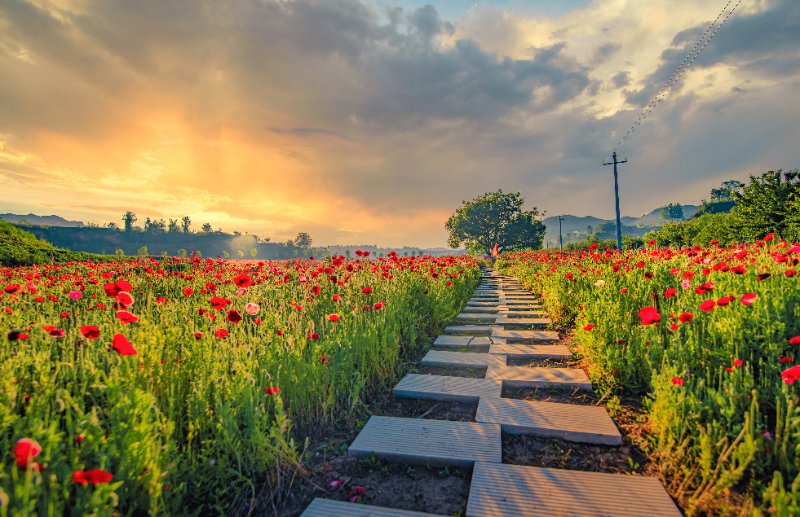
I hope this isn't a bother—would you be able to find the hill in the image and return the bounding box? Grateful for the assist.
[542,204,699,247]
[0,220,106,266]
[0,213,84,227]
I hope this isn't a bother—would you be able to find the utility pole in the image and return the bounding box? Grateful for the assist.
[558,215,565,252]
[602,151,628,251]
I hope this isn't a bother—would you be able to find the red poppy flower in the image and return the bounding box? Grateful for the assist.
[215,329,229,339]
[716,296,734,307]
[373,302,385,310]
[116,311,139,324]
[4,283,21,294]
[328,314,340,322]
[49,328,65,338]
[583,324,594,331]
[789,336,800,345]
[764,233,775,242]
[332,294,341,301]
[670,323,679,331]
[320,353,330,364]
[731,265,747,275]
[671,377,685,386]
[678,312,694,323]
[15,438,42,470]
[741,293,757,305]
[361,287,373,294]
[194,332,203,339]
[80,325,101,339]
[664,288,677,298]
[636,306,661,325]
[209,297,230,310]
[779,356,793,363]
[787,270,798,278]
[226,310,242,324]
[112,334,137,355]
[183,287,194,296]
[264,387,281,395]
[233,274,253,288]
[116,292,134,307]
[781,365,800,384]
[699,299,716,312]
[72,469,113,484]
[276,329,284,336]
[733,359,744,367]
[757,273,771,281]
[308,332,320,340]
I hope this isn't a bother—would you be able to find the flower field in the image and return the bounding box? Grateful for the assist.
[1,253,480,514]
[498,237,800,515]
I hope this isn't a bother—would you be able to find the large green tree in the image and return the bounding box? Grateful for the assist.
[445,190,546,255]
[733,169,800,240]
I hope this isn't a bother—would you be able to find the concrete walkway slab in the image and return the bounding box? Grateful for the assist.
[476,397,621,445]
[491,329,560,343]
[456,313,498,322]
[349,416,502,467]
[421,350,507,368]
[461,306,500,313]
[486,366,592,390]
[302,498,444,517]
[488,343,571,360]
[433,335,492,347]
[494,316,552,327]
[393,374,501,402]
[466,463,681,517]
[445,325,500,335]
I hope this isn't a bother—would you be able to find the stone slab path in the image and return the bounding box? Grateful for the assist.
[393,374,502,402]
[305,268,677,516]
[466,463,681,517]
[475,397,622,445]
[348,416,502,467]
[488,343,572,360]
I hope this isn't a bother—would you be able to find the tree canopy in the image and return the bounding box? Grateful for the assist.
[445,190,546,255]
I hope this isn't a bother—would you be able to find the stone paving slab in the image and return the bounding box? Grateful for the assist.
[488,343,572,360]
[349,416,502,467]
[421,350,507,368]
[466,463,681,517]
[466,300,502,307]
[433,335,492,347]
[497,310,546,317]
[486,366,592,390]
[494,316,552,327]
[461,306,500,313]
[302,498,444,517]
[445,325,500,335]
[502,301,541,306]
[491,329,560,343]
[475,397,621,445]
[456,313,498,322]
[393,374,501,402]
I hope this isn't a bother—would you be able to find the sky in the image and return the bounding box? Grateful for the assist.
[1,0,798,247]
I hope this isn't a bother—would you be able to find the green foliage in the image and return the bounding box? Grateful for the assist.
[445,190,546,254]
[122,211,137,234]
[693,200,736,218]
[137,245,149,257]
[710,180,744,202]
[0,221,106,266]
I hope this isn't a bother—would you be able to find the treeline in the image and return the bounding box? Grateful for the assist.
[19,218,323,260]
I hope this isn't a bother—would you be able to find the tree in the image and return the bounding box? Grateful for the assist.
[137,245,149,257]
[122,212,137,233]
[106,222,119,230]
[733,169,800,240]
[201,223,213,234]
[294,232,312,248]
[250,248,258,258]
[168,219,180,233]
[659,203,684,221]
[711,180,744,202]
[181,216,191,234]
[445,190,546,255]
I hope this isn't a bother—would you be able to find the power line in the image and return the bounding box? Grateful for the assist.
[614,0,746,149]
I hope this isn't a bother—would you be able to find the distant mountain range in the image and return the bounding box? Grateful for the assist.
[0,213,84,227]
[542,205,699,247]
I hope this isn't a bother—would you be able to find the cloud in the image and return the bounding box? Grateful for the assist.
[0,0,798,246]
